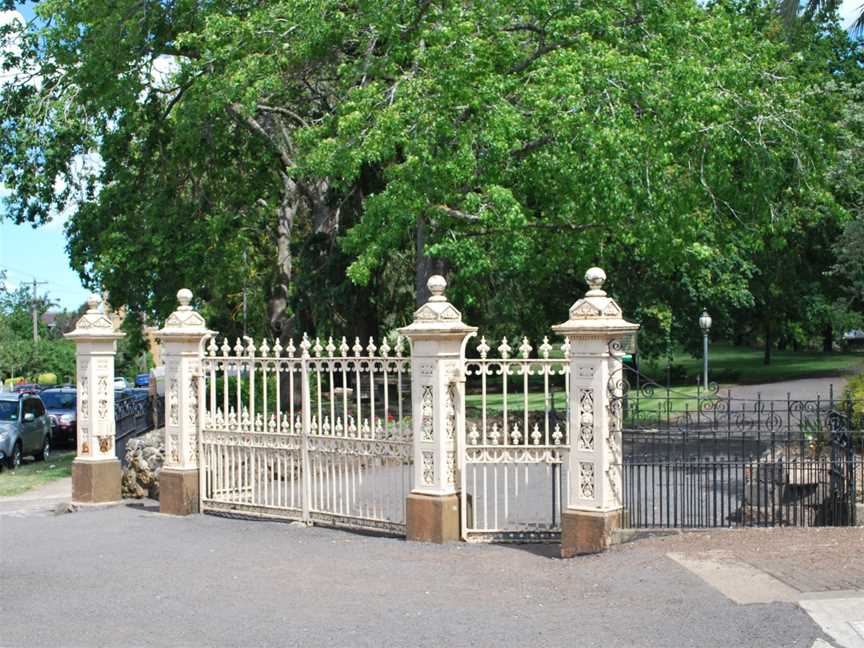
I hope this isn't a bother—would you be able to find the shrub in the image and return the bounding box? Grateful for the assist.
[844,372,864,428]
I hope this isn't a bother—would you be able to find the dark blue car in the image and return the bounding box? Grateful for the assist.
[39,387,77,447]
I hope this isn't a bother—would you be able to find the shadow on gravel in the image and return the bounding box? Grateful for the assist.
[493,542,562,559]
[124,500,160,513]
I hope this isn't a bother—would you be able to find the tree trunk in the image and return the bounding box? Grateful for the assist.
[763,320,772,366]
[822,323,833,353]
[415,215,448,307]
[268,172,298,343]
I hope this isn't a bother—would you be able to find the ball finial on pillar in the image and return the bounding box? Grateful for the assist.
[427,275,447,302]
[177,288,193,309]
[584,267,606,295]
[86,294,102,313]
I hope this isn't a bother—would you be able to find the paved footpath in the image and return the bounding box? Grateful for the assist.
[1,498,858,648]
[723,376,850,402]
[0,476,72,516]
[623,529,864,648]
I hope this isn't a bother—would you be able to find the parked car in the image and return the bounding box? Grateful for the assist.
[134,373,150,388]
[39,386,77,447]
[114,377,130,390]
[12,383,42,395]
[0,393,52,469]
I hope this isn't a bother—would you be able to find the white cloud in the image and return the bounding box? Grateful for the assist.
[151,54,180,89]
[45,152,105,231]
[840,0,862,29]
[0,10,37,89]
[136,53,181,104]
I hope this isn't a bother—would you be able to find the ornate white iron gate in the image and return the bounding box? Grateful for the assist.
[460,335,570,542]
[199,334,413,535]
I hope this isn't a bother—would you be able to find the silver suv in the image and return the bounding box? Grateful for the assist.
[0,393,52,469]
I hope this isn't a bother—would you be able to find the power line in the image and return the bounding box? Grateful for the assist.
[0,266,88,293]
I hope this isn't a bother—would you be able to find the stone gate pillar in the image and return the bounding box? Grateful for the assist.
[400,276,477,542]
[65,294,124,504]
[156,289,212,515]
[552,267,639,556]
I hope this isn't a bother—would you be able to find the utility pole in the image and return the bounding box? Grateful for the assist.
[30,278,49,343]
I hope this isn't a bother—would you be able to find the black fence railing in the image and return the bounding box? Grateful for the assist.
[617,366,863,529]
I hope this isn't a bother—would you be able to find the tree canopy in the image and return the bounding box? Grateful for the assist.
[1,0,862,359]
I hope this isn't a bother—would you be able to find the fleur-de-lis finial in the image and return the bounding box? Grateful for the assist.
[477,336,490,359]
[539,336,552,359]
[498,337,512,359]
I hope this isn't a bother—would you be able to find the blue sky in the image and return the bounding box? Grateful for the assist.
[0,2,90,309]
[0,0,862,310]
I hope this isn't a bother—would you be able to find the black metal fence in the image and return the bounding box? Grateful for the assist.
[618,367,863,529]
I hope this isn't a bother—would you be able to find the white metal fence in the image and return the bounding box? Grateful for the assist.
[199,334,413,534]
[461,336,570,542]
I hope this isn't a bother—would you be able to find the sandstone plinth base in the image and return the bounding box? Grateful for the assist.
[159,468,199,515]
[406,492,460,543]
[561,508,621,557]
[72,458,121,505]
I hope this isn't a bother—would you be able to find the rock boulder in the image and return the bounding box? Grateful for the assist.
[121,428,165,499]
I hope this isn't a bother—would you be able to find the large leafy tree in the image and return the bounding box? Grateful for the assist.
[1,0,859,358]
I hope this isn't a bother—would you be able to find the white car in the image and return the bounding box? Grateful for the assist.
[114,377,130,390]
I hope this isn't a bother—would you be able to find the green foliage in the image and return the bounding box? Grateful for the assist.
[0,0,861,360]
[0,288,76,383]
[844,371,864,427]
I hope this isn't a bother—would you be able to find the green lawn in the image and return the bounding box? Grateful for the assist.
[465,385,707,419]
[641,344,864,386]
[463,344,863,417]
[0,451,75,497]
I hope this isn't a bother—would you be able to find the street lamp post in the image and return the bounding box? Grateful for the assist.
[699,310,712,392]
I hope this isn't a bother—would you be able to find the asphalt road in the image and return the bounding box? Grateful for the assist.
[0,505,827,648]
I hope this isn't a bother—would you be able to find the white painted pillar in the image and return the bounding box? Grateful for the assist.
[552,267,639,556]
[156,288,212,514]
[65,294,124,504]
[399,276,477,541]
